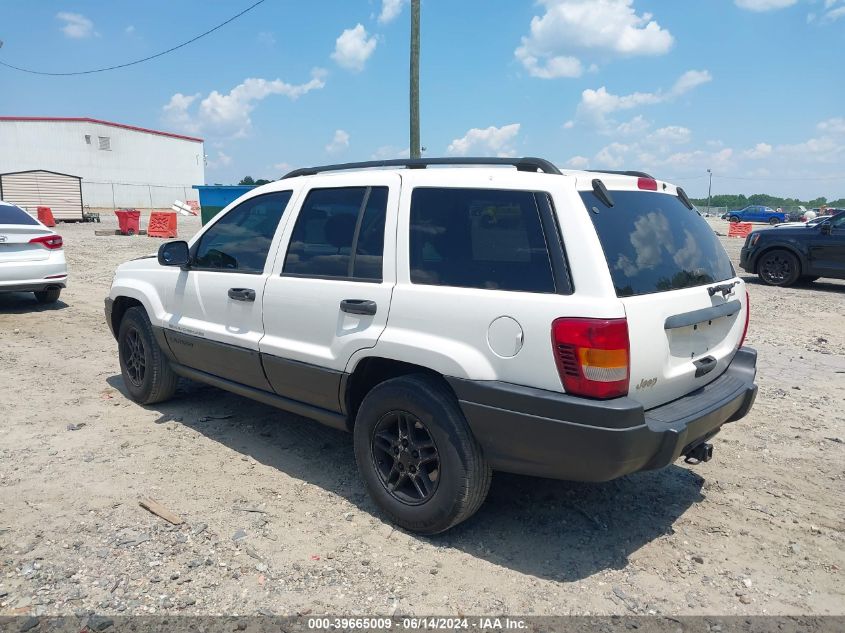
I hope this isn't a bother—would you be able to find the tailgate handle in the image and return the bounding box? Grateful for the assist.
[694,355,718,378]
[664,299,742,330]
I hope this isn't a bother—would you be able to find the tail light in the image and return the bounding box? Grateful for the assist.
[552,318,630,399]
[739,290,750,348]
[29,234,63,250]
[637,177,658,191]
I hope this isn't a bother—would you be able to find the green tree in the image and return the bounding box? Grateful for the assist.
[238,176,255,185]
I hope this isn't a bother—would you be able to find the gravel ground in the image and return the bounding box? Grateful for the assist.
[0,215,843,617]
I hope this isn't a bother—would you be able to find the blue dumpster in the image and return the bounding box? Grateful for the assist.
[193,185,256,225]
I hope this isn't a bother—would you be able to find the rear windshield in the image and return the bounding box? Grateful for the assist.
[581,190,734,297]
[0,204,38,225]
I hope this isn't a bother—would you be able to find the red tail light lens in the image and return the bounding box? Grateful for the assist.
[552,318,630,399]
[740,290,750,348]
[637,177,658,191]
[29,234,63,250]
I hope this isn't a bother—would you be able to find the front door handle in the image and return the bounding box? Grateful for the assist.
[340,299,377,315]
[228,288,256,302]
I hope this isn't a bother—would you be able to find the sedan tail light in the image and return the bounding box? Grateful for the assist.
[29,234,63,250]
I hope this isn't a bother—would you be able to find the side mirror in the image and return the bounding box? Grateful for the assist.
[820,222,832,235]
[158,240,190,267]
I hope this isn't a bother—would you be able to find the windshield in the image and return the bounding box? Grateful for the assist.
[581,190,735,298]
[0,203,39,225]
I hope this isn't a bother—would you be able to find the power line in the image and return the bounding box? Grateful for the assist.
[0,0,266,76]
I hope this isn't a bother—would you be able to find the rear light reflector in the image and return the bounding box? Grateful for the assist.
[552,317,630,399]
[29,234,63,250]
[637,177,658,191]
[740,290,750,348]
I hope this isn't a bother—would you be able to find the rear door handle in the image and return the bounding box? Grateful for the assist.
[340,299,377,315]
[228,288,256,302]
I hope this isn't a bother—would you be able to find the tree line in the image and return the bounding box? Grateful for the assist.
[690,193,845,209]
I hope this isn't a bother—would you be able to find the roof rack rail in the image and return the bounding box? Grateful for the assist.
[585,169,654,179]
[281,157,562,179]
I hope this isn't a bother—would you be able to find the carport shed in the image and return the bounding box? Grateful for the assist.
[0,169,84,221]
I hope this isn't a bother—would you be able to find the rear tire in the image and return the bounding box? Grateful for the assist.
[118,306,178,405]
[34,288,61,304]
[769,217,780,225]
[758,249,800,287]
[353,374,491,535]
[729,216,740,223]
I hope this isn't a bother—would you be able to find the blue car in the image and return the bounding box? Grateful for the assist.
[727,205,789,225]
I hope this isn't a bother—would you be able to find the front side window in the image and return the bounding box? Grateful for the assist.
[409,188,556,293]
[283,186,388,281]
[193,191,292,273]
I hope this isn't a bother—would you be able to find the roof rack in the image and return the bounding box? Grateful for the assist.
[281,157,562,179]
[585,169,654,179]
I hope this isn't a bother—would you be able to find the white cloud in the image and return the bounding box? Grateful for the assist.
[564,155,590,169]
[818,117,845,134]
[447,124,521,157]
[331,24,377,72]
[652,125,692,145]
[326,129,350,154]
[125,25,135,35]
[273,162,292,173]
[162,70,327,138]
[571,69,712,131]
[371,145,410,160]
[378,0,408,24]
[823,5,845,21]
[56,12,95,38]
[207,150,232,170]
[743,142,773,158]
[735,0,797,11]
[515,0,674,79]
[615,115,651,136]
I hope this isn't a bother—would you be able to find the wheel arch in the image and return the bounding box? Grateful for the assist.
[343,357,454,430]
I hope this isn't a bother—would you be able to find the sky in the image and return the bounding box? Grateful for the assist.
[1,0,844,200]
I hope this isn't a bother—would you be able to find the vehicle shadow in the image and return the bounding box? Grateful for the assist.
[106,376,705,582]
[741,274,845,294]
[0,292,69,313]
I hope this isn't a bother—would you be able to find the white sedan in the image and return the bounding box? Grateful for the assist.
[0,201,67,303]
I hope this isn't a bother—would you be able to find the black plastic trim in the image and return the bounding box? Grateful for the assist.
[585,169,654,179]
[104,297,114,336]
[449,348,757,481]
[664,300,741,330]
[0,281,66,293]
[169,362,348,432]
[536,192,574,295]
[261,354,344,413]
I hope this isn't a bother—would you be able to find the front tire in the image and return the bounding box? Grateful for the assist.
[758,249,800,287]
[118,306,178,405]
[34,288,61,304]
[353,374,491,535]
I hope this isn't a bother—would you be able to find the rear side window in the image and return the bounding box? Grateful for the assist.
[582,190,735,297]
[283,186,388,281]
[409,188,555,293]
[0,204,38,225]
[193,191,292,273]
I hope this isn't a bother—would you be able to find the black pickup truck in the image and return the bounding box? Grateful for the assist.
[740,210,845,286]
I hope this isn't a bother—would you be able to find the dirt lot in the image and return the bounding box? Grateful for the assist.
[1,215,843,617]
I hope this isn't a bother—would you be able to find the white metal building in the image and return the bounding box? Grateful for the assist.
[0,117,205,211]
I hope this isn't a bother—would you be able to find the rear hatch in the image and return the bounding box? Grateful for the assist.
[578,177,747,410]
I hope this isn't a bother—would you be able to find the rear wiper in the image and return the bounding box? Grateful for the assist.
[707,281,740,297]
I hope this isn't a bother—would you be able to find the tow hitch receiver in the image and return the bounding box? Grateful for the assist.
[684,442,714,465]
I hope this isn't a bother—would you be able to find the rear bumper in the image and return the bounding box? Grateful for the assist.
[0,255,67,291]
[449,347,758,482]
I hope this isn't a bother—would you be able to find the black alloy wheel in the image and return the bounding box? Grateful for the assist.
[758,250,799,286]
[122,327,147,387]
[371,410,440,505]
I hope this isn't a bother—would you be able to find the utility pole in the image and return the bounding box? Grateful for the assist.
[410,0,420,159]
[707,168,713,212]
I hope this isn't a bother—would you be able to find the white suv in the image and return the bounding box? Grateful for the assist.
[106,157,757,534]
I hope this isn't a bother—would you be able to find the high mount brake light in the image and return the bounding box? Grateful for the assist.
[552,318,630,399]
[29,234,63,250]
[637,177,658,191]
